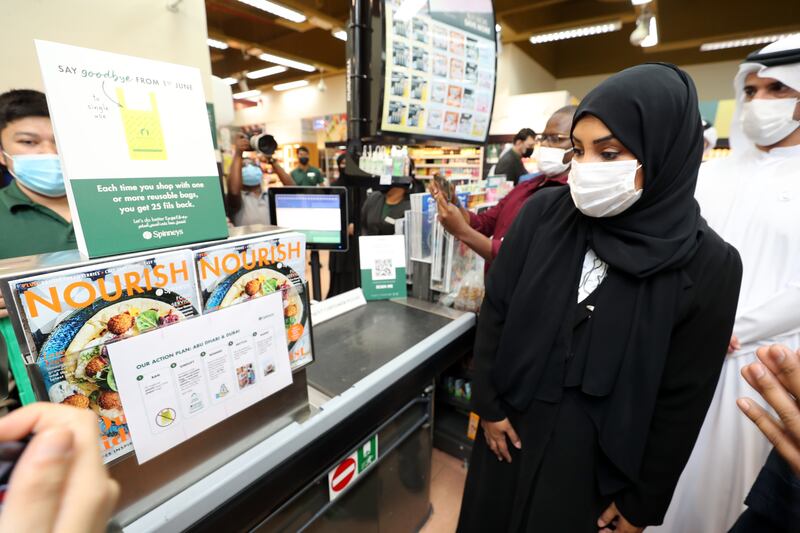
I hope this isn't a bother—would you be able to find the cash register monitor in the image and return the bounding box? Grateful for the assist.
[268,187,348,251]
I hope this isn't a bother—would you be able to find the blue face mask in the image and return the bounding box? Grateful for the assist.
[6,153,66,197]
[242,165,263,187]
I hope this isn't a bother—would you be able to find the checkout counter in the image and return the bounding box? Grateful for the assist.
[0,227,476,532]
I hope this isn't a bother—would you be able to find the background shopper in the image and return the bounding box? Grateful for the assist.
[656,35,800,533]
[361,169,418,236]
[492,128,536,185]
[433,106,576,268]
[290,146,324,186]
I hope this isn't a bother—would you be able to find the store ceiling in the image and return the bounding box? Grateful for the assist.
[206,0,800,90]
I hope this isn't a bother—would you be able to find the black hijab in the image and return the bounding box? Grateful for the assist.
[488,63,706,481]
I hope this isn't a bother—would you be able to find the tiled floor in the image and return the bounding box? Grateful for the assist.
[420,449,468,533]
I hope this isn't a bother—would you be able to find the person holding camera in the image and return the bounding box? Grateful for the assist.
[290,146,324,187]
[227,135,295,227]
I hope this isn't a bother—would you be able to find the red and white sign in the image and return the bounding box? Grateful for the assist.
[327,434,379,501]
[330,457,357,494]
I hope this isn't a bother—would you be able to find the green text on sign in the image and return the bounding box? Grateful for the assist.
[70,175,228,257]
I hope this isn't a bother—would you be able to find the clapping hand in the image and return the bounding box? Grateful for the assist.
[738,344,800,477]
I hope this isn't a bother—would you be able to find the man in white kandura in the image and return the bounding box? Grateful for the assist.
[654,34,800,533]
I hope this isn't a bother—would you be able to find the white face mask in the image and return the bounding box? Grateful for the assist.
[568,159,642,218]
[741,98,800,147]
[537,146,571,176]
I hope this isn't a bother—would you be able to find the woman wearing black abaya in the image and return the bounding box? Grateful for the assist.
[457,64,743,533]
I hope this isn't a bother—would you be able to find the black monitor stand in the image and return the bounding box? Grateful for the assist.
[310,250,323,302]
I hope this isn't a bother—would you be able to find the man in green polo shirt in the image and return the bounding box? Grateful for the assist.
[0,90,75,260]
[0,89,75,406]
[289,146,324,186]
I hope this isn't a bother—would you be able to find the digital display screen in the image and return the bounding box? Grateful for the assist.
[273,193,344,246]
[380,0,496,143]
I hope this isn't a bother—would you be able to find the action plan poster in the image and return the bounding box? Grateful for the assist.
[108,291,292,464]
[35,40,228,258]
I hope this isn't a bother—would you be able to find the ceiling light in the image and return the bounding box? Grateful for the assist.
[273,80,309,91]
[700,32,800,52]
[207,38,229,50]
[222,77,238,85]
[640,16,658,47]
[529,21,622,44]
[495,24,502,33]
[333,29,348,41]
[258,52,316,72]
[238,0,306,24]
[246,66,289,79]
[233,89,262,100]
[631,0,652,5]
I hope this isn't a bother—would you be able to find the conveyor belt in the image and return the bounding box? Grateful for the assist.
[307,300,452,397]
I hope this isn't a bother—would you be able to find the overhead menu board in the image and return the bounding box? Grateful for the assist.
[380,0,496,144]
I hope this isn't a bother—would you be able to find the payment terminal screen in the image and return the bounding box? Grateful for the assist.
[273,194,343,246]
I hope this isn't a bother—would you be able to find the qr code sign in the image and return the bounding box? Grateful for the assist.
[372,258,395,281]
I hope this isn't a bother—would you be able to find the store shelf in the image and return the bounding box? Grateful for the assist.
[433,405,474,462]
[416,175,476,181]
[416,164,480,168]
[436,389,472,413]
[412,154,481,159]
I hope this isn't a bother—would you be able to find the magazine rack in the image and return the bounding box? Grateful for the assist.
[0,225,315,524]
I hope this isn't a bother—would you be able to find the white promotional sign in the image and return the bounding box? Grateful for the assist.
[108,292,292,463]
[35,40,228,257]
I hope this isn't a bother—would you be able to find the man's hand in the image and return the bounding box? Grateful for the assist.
[481,418,521,463]
[738,344,800,477]
[728,335,741,354]
[234,135,251,155]
[431,183,470,238]
[0,403,120,533]
[0,293,8,319]
[598,502,643,533]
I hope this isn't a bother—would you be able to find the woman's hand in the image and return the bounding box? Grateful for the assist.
[431,184,470,239]
[0,293,8,319]
[481,418,521,463]
[598,502,643,533]
[0,403,120,533]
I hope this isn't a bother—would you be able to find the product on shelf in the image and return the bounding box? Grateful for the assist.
[409,146,484,182]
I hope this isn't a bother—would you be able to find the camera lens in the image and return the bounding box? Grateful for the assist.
[249,134,278,156]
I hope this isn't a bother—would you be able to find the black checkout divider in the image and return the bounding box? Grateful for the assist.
[188,301,475,532]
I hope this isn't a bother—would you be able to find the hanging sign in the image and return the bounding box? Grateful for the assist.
[34,40,228,258]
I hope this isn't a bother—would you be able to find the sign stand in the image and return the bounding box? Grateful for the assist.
[310,250,323,302]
